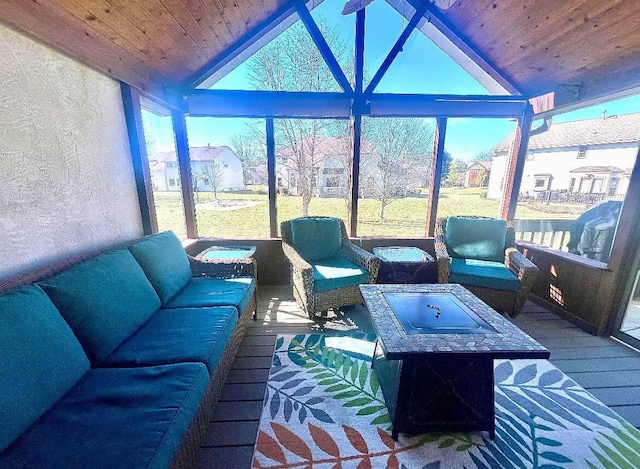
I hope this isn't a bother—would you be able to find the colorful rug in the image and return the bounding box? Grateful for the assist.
[252,333,640,468]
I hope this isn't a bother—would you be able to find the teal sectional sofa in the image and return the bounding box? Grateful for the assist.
[0,231,256,469]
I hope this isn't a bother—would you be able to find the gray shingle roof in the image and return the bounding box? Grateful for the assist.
[494,112,640,153]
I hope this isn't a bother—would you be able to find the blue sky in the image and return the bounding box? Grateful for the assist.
[145,0,640,160]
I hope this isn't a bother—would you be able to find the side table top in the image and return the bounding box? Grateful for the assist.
[197,245,256,260]
[373,246,434,263]
[360,283,549,360]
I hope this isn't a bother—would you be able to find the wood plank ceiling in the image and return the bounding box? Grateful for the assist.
[1,0,640,112]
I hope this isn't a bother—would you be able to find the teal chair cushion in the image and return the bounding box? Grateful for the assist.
[129,231,192,304]
[290,217,342,262]
[449,258,520,291]
[0,363,208,469]
[163,277,255,317]
[0,285,90,452]
[100,306,237,374]
[312,257,369,292]
[445,217,508,262]
[39,249,161,363]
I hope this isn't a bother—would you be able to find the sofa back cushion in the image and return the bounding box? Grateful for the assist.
[39,249,161,363]
[290,217,342,262]
[129,231,192,304]
[445,216,508,262]
[0,285,90,451]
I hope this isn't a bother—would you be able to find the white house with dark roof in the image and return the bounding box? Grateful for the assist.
[150,146,244,192]
[487,113,640,199]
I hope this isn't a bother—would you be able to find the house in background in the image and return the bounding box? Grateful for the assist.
[277,135,376,197]
[276,135,424,198]
[150,146,244,192]
[488,113,640,200]
[465,161,491,187]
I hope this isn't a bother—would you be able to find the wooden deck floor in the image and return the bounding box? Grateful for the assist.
[197,285,640,469]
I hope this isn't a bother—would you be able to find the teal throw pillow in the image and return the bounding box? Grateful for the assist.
[39,249,161,363]
[129,231,192,304]
[0,285,89,451]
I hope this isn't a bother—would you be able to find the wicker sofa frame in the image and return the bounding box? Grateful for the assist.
[0,234,257,469]
[434,216,539,318]
[281,217,380,320]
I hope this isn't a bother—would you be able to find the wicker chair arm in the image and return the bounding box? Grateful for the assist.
[505,247,539,318]
[505,248,538,280]
[282,242,314,310]
[434,224,451,283]
[342,243,381,284]
[188,255,256,279]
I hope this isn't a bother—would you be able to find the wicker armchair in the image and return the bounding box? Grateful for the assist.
[281,217,380,319]
[434,216,539,318]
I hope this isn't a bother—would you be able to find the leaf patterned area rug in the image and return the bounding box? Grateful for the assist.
[252,333,640,469]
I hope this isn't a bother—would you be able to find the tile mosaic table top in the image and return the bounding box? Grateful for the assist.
[360,283,550,360]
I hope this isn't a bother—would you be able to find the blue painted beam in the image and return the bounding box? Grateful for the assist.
[296,3,353,94]
[266,119,278,238]
[172,111,198,239]
[368,94,528,118]
[364,4,427,95]
[186,90,351,118]
[350,9,366,237]
[120,83,158,235]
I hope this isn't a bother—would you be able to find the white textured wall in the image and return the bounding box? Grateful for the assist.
[0,23,143,281]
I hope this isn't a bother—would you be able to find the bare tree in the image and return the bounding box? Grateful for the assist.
[230,133,263,186]
[245,19,350,216]
[191,160,227,201]
[362,118,433,220]
[472,150,493,162]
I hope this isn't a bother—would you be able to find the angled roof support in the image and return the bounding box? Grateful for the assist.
[296,2,353,94]
[188,0,303,89]
[400,0,521,96]
[364,3,427,95]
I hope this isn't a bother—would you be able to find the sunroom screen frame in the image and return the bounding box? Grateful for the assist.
[133,0,532,239]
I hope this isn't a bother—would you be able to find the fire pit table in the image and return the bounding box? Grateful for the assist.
[359,283,549,440]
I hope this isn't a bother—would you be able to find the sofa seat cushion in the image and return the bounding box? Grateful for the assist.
[164,277,255,316]
[0,363,208,469]
[38,249,161,363]
[0,285,90,452]
[445,217,508,262]
[312,257,369,292]
[449,258,520,291]
[290,217,342,262]
[129,231,192,304]
[100,307,237,373]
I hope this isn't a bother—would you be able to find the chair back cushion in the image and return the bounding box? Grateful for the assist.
[445,217,508,262]
[0,285,90,451]
[290,217,343,262]
[39,249,161,363]
[129,231,192,304]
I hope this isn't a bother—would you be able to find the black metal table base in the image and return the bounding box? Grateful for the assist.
[372,341,496,440]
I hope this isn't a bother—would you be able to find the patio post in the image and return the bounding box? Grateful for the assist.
[500,103,534,221]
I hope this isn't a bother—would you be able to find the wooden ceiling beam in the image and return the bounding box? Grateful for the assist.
[498,0,633,70]
[533,55,640,118]
[0,0,173,99]
[187,0,299,88]
[407,0,521,95]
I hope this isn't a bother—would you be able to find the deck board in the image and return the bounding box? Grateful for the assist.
[197,286,640,468]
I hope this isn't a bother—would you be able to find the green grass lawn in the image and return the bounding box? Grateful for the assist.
[154,187,576,240]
